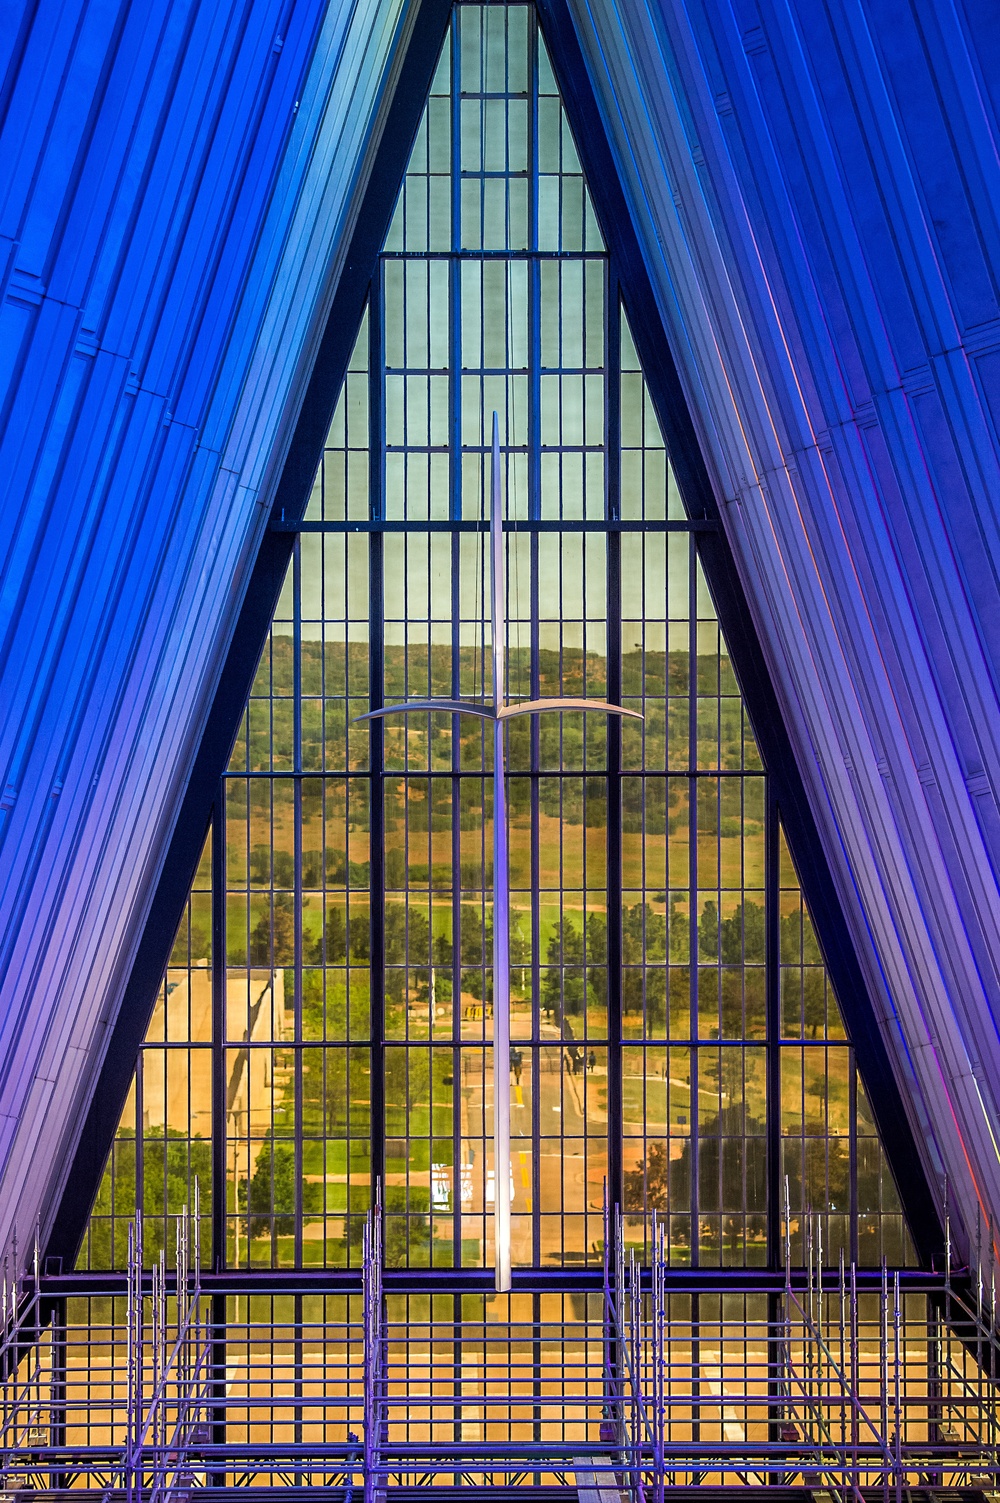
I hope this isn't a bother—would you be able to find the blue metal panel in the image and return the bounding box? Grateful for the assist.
[43,0,451,1271]
[0,0,412,1262]
[568,0,1000,1257]
[539,0,941,1262]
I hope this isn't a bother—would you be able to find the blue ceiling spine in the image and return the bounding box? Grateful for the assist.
[567,0,1000,1254]
[0,0,410,1259]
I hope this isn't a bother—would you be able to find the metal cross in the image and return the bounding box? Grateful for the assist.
[357,413,642,1291]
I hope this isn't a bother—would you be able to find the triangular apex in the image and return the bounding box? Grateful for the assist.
[308,9,609,525]
[78,0,914,1277]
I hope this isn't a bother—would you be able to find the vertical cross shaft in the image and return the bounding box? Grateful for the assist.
[490,412,512,1292]
[354,412,640,1293]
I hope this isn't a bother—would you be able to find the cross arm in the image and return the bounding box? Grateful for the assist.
[354,699,497,722]
[496,697,643,721]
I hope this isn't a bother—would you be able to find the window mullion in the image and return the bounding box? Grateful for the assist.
[606,276,623,1221]
[370,267,387,1212]
[530,530,541,1267]
[212,795,226,1270]
[293,535,304,1268]
[766,780,781,1270]
[688,530,700,1268]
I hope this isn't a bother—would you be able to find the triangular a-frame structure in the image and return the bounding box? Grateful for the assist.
[63,0,928,1279]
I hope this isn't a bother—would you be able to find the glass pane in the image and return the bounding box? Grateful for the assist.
[76,836,213,1270]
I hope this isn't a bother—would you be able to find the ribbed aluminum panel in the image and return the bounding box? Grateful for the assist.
[569,0,1000,1254]
[0,0,408,1258]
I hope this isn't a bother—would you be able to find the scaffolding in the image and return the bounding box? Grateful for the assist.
[769,1201,1000,1501]
[0,1195,215,1497]
[120,1189,211,1503]
[1,1193,999,1497]
[616,1195,1000,1499]
[0,1227,47,1469]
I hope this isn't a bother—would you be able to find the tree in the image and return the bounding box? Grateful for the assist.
[801,970,828,1038]
[427,927,454,1006]
[781,908,829,1036]
[699,899,719,959]
[668,894,689,963]
[720,900,764,963]
[350,907,370,962]
[541,917,586,1021]
[384,901,429,965]
[384,901,430,1018]
[324,905,347,964]
[623,1141,670,1218]
[623,1101,856,1259]
[346,1186,431,1267]
[250,893,295,966]
[621,903,667,1025]
[510,916,530,991]
[461,908,493,1003]
[623,1104,767,1253]
[246,1141,322,1242]
[85,1127,212,1270]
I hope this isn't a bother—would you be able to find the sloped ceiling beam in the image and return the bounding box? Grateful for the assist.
[569,0,1000,1256]
[0,0,412,1262]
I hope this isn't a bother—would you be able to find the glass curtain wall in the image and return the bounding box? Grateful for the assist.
[79,0,911,1278]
